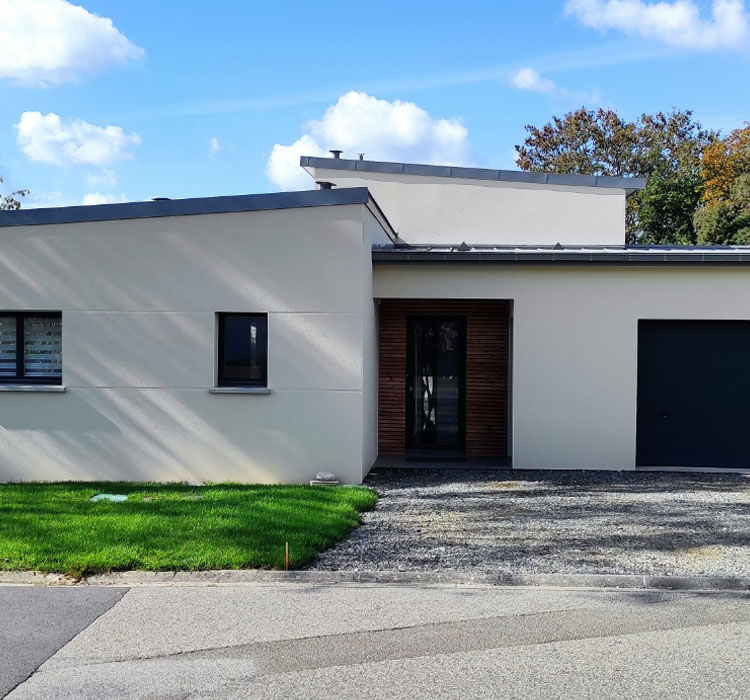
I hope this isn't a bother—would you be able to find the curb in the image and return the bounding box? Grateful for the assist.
[1,569,750,591]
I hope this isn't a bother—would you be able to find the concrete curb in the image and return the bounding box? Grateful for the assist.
[1,569,750,591]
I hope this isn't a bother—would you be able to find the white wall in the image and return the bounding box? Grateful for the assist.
[373,264,750,471]
[308,168,627,246]
[0,204,377,484]
[361,210,386,479]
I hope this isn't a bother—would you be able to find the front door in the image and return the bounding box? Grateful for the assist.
[406,316,466,452]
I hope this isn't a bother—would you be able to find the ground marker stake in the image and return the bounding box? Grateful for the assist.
[285,541,289,570]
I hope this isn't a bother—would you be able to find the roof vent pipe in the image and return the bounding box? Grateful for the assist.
[316,181,335,190]
[358,153,365,161]
[329,149,342,159]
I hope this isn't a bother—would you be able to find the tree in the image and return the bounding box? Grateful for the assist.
[695,174,750,245]
[0,176,28,210]
[638,173,703,245]
[515,108,714,244]
[699,125,750,207]
[694,125,750,245]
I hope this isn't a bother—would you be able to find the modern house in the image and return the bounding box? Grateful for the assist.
[1,154,750,483]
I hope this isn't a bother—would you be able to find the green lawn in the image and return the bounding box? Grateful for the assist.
[0,482,378,577]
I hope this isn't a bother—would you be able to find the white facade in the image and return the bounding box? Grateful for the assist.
[1,156,744,482]
[304,163,630,246]
[374,264,750,471]
[0,199,388,483]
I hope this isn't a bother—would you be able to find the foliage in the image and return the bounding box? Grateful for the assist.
[515,108,713,243]
[694,126,750,245]
[638,173,703,245]
[700,125,750,207]
[0,482,378,576]
[695,174,750,245]
[0,176,28,210]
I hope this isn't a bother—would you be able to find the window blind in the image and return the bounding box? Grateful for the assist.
[0,316,16,377]
[23,316,62,378]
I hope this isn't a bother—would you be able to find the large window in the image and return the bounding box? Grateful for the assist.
[0,313,62,384]
[217,313,268,387]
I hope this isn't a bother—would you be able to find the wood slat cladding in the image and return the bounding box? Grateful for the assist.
[378,299,510,458]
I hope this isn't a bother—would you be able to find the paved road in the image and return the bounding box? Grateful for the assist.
[2,583,750,698]
[0,587,126,697]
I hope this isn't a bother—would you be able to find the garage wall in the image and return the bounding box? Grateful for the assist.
[373,264,750,471]
[0,204,375,483]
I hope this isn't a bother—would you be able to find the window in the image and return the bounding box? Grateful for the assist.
[217,313,267,387]
[0,313,62,384]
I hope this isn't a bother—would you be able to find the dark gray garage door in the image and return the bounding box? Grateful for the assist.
[637,320,750,468]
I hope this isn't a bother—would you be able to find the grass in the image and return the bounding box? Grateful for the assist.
[0,482,378,577]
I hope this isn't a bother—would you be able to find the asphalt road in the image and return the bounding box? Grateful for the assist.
[0,587,126,697]
[2,583,750,698]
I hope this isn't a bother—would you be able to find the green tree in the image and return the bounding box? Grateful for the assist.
[0,176,28,210]
[638,173,703,245]
[695,174,750,245]
[694,125,750,245]
[515,108,714,244]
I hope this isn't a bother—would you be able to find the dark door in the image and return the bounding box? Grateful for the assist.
[637,320,750,468]
[406,316,466,452]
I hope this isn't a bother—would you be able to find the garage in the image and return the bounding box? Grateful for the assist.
[637,320,750,469]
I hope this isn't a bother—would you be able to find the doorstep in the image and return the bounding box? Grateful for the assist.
[373,455,512,470]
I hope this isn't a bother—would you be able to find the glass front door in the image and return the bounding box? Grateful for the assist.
[406,316,466,451]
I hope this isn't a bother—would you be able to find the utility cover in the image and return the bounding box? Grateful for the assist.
[90,494,128,503]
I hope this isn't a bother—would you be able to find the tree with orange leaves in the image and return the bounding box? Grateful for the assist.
[695,125,750,245]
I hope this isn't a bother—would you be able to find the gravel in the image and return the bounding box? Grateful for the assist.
[308,469,750,576]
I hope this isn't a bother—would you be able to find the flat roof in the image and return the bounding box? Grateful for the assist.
[301,156,646,194]
[0,187,373,228]
[372,244,750,265]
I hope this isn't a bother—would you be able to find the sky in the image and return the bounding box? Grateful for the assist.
[0,0,749,207]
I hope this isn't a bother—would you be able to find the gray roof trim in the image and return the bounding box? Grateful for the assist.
[372,244,750,266]
[0,187,372,228]
[301,156,646,194]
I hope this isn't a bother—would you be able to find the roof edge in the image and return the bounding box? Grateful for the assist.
[372,244,750,265]
[301,156,646,194]
[0,187,372,228]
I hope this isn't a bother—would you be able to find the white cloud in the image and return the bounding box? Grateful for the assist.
[0,0,144,86]
[81,192,122,205]
[565,0,750,50]
[266,91,472,191]
[511,68,559,93]
[86,168,118,188]
[16,112,141,167]
[209,137,222,158]
[509,67,601,104]
[266,135,327,191]
[81,192,125,205]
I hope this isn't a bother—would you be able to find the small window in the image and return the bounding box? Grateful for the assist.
[0,312,62,384]
[217,313,268,387]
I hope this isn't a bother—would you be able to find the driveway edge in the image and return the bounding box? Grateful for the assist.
[2,569,750,591]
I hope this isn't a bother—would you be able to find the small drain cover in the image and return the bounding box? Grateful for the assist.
[90,493,128,503]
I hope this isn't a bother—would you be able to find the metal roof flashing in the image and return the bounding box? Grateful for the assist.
[300,156,646,195]
[371,244,750,265]
[0,187,376,228]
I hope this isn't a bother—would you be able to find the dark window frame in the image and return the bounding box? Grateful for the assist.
[217,313,268,388]
[0,311,62,385]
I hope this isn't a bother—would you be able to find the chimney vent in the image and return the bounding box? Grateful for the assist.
[329,149,342,159]
[358,153,365,161]
[316,181,335,190]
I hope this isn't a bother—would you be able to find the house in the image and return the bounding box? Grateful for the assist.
[1,154,749,483]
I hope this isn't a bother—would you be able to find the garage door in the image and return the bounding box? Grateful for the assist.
[637,320,750,468]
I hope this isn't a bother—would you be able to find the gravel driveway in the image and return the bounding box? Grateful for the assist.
[308,469,750,576]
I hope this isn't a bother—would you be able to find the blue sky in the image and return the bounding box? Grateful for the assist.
[1,0,749,207]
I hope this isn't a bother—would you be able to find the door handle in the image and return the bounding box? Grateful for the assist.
[660,410,671,420]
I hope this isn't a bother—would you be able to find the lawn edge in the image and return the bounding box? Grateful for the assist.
[2,569,749,591]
